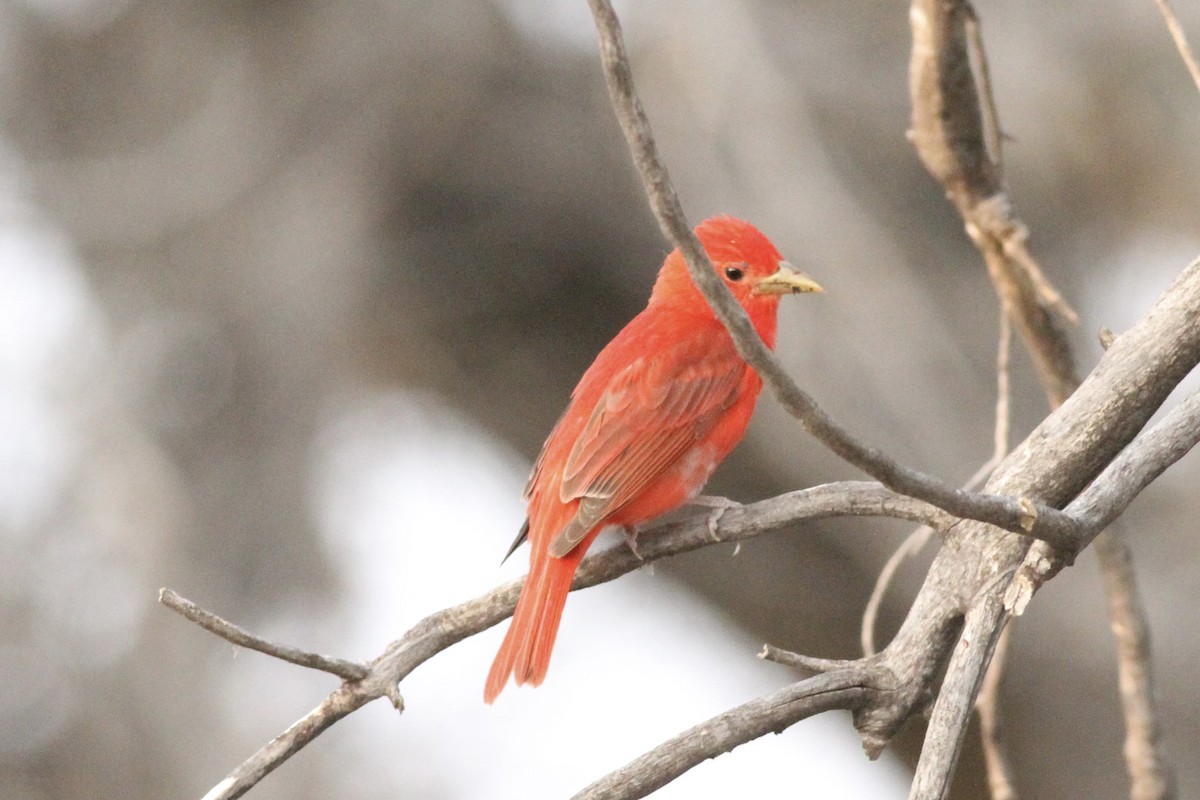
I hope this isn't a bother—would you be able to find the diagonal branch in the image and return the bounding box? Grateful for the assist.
[571,669,879,800]
[914,382,1200,799]
[912,589,1012,800]
[1006,386,1200,609]
[159,589,368,682]
[585,0,1080,549]
[1154,0,1200,93]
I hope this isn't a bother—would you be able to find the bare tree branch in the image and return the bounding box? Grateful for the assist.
[1006,386,1200,611]
[570,669,877,800]
[758,643,856,674]
[581,257,1200,799]
[1154,0,1200,93]
[912,591,1011,800]
[1068,389,1200,534]
[172,482,951,800]
[159,588,368,682]
[992,311,1012,457]
[1094,529,1177,800]
[910,0,1079,406]
[909,2,1184,797]
[976,622,1020,800]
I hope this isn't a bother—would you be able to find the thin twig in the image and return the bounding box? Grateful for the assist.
[159,588,369,682]
[976,621,1020,800]
[963,3,1004,174]
[1155,0,1200,93]
[993,311,1012,458]
[586,0,1078,548]
[1094,529,1177,800]
[758,643,856,674]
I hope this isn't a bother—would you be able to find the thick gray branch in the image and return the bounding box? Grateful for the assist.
[895,257,1200,800]
[1006,386,1200,611]
[914,380,1200,798]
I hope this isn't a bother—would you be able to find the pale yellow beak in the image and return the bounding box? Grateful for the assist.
[753,261,824,296]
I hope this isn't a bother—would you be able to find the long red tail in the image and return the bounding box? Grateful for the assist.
[484,529,599,703]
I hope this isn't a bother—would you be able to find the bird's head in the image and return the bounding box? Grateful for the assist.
[651,216,822,332]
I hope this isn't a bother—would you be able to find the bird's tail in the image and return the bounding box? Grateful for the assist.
[484,528,599,703]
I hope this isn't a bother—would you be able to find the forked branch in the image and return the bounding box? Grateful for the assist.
[169,482,952,800]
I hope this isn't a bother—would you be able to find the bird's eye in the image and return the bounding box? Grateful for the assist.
[724,265,745,282]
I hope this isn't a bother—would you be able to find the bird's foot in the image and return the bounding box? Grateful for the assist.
[688,495,742,541]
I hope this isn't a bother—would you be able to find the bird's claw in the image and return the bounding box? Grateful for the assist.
[623,525,644,560]
[688,495,742,541]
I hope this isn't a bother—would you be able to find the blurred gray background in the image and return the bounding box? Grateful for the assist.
[1,1,1198,798]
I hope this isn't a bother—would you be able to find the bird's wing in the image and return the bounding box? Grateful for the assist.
[548,349,746,557]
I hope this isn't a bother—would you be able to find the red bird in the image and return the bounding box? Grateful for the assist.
[485,216,822,703]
